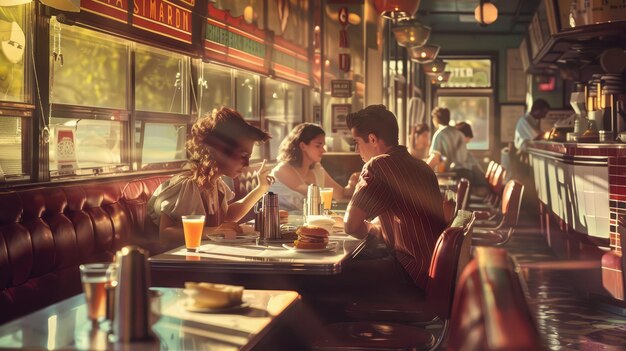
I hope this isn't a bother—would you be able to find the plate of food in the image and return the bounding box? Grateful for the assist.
[281,225,337,252]
[183,282,249,313]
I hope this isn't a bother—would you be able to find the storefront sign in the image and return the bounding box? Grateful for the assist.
[204,3,269,75]
[331,104,351,131]
[272,36,309,86]
[331,79,352,97]
[80,0,194,45]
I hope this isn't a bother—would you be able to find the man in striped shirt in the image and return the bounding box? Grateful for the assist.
[344,105,446,290]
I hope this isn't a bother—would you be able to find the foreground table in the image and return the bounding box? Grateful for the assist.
[0,288,300,351]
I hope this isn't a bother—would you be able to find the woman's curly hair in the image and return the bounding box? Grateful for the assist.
[277,123,325,168]
[186,107,270,189]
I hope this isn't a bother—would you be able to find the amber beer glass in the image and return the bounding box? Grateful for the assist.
[182,215,205,252]
[79,263,111,321]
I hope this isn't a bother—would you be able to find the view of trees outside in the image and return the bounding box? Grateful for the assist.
[135,44,188,114]
[199,64,232,117]
[50,17,128,109]
[0,5,28,103]
[141,122,187,167]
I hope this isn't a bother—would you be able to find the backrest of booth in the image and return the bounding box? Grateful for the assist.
[0,175,171,323]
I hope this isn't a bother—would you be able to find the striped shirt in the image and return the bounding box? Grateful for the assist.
[350,146,446,289]
[430,125,471,170]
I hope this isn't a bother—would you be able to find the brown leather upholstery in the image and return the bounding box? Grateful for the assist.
[447,247,544,351]
[0,174,171,323]
[313,226,467,351]
[472,180,524,247]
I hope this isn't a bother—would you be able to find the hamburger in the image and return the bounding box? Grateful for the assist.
[279,210,289,225]
[294,225,329,249]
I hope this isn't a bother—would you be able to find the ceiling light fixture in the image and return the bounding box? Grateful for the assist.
[408,44,440,64]
[423,60,447,75]
[374,0,421,19]
[474,0,498,26]
[392,17,431,48]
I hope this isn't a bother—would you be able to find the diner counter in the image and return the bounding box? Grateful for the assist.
[0,288,300,350]
[528,140,626,303]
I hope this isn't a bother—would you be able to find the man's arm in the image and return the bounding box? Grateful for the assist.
[344,203,382,239]
[426,152,441,169]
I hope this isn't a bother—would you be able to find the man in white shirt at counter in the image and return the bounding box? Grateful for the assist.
[514,98,550,157]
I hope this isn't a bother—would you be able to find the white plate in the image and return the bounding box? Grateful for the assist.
[282,241,338,252]
[207,235,257,244]
[183,300,251,313]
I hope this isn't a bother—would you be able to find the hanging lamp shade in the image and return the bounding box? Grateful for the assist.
[40,0,80,12]
[431,71,451,84]
[474,1,498,25]
[423,60,447,75]
[392,18,431,48]
[409,44,440,63]
[374,0,421,19]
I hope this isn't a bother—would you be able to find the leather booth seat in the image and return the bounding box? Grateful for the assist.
[0,175,171,323]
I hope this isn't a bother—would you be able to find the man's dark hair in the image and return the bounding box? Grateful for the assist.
[346,104,399,146]
[455,122,473,138]
[530,98,550,113]
[432,107,451,125]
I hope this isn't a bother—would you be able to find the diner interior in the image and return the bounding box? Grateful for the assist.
[2,0,626,350]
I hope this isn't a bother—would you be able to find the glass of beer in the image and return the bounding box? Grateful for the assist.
[182,215,205,252]
[320,187,334,213]
[79,263,112,322]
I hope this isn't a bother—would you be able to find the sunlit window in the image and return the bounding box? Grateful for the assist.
[437,96,490,150]
[141,122,187,167]
[135,44,189,114]
[0,4,30,103]
[49,17,128,109]
[198,63,232,117]
[0,116,27,177]
[440,59,491,88]
[235,71,259,120]
[49,117,123,174]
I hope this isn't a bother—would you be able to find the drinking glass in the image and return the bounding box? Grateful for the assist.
[320,187,334,213]
[79,263,113,322]
[182,215,205,252]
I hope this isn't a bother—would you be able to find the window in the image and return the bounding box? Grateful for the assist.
[135,44,189,114]
[0,116,28,178]
[49,117,123,174]
[50,18,128,109]
[0,4,31,103]
[436,57,494,150]
[140,122,187,167]
[198,63,232,117]
[440,59,491,88]
[437,96,490,150]
[264,79,303,122]
[235,71,259,120]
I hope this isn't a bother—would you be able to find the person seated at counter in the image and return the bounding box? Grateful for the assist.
[454,121,489,189]
[269,123,358,211]
[427,106,473,180]
[344,104,446,290]
[147,107,272,246]
[408,123,430,160]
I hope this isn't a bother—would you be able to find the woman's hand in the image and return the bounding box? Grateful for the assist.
[256,159,275,191]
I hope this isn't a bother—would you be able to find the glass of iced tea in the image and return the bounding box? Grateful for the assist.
[182,215,205,252]
[79,263,112,322]
[320,187,334,213]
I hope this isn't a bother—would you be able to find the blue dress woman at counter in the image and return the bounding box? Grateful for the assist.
[269,123,358,211]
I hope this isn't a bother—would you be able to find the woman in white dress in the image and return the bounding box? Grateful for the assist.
[148,107,272,246]
[269,123,358,211]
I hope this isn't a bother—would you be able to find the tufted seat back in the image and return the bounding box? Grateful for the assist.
[0,174,171,323]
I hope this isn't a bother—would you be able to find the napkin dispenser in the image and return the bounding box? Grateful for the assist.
[258,192,280,240]
[112,246,153,342]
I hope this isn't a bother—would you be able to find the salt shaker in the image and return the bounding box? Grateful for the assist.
[306,184,322,217]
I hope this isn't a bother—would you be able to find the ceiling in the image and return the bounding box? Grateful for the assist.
[415,0,542,35]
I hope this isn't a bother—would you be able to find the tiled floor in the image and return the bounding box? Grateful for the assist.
[504,223,626,350]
